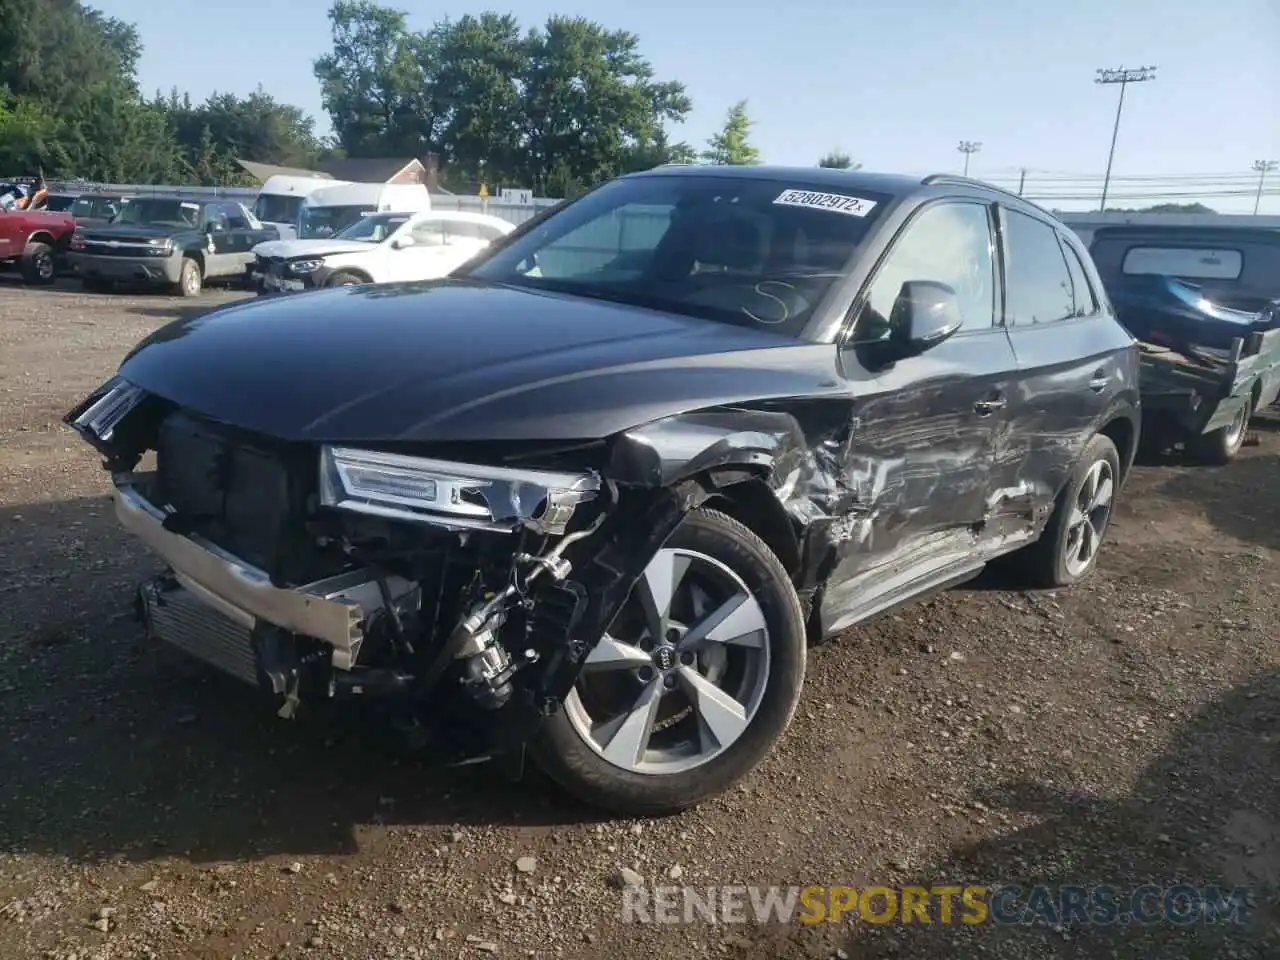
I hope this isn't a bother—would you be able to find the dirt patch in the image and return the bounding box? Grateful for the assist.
[1,284,1277,960]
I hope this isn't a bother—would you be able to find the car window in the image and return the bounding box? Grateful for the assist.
[223,203,250,230]
[1120,246,1243,280]
[851,201,996,343]
[1003,209,1075,325]
[1059,236,1099,317]
[203,207,229,232]
[463,175,890,337]
[446,221,496,243]
[410,219,448,246]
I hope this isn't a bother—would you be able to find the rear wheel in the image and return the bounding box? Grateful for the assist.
[20,242,56,285]
[532,509,806,816]
[1019,433,1121,588]
[1190,400,1250,465]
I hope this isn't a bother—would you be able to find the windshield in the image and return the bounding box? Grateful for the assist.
[44,194,76,212]
[335,212,412,242]
[299,204,374,239]
[254,193,305,225]
[463,174,890,336]
[114,198,200,228]
[71,196,123,220]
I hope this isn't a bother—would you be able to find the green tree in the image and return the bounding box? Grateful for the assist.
[702,100,760,165]
[818,150,859,170]
[313,0,433,158]
[312,4,692,191]
[0,94,57,171]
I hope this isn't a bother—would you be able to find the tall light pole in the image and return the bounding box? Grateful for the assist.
[1094,65,1157,212]
[957,141,981,176]
[1253,160,1278,215]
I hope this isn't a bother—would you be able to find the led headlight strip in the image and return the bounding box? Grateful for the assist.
[319,445,600,535]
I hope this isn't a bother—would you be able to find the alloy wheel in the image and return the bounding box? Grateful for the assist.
[564,547,771,776]
[1064,459,1114,577]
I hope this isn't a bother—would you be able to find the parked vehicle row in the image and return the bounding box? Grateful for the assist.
[66,165,1145,818]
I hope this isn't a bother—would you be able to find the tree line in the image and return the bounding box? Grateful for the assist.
[0,0,857,190]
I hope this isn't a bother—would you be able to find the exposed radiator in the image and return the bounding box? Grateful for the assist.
[139,577,260,686]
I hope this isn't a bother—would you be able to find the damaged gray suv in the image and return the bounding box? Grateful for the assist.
[66,166,1140,815]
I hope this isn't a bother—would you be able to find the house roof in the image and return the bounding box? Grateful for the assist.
[235,160,334,183]
[316,157,422,183]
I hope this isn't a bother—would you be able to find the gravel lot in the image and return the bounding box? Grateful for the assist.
[1,278,1278,960]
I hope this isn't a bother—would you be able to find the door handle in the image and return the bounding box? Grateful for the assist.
[974,395,1007,415]
[1088,369,1110,392]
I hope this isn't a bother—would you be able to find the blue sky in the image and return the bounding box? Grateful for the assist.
[99,0,1280,213]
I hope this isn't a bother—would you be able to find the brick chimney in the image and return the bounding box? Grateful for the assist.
[422,153,441,192]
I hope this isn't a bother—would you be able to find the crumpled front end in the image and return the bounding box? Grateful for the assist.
[63,376,698,757]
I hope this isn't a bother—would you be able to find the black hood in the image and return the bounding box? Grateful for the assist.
[117,280,842,443]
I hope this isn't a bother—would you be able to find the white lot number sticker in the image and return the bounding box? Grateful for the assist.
[773,188,877,218]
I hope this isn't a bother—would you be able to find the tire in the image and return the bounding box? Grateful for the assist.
[1020,433,1121,588]
[174,257,202,297]
[19,242,56,285]
[1189,399,1250,465]
[325,271,366,287]
[531,508,807,816]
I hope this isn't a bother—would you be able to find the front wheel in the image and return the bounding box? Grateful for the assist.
[1020,433,1121,588]
[531,508,807,816]
[174,257,202,298]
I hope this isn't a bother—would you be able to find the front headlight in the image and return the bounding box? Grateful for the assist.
[290,258,325,274]
[65,377,147,443]
[318,446,600,536]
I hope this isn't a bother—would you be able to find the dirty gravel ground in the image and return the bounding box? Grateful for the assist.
[1,279,1278,960]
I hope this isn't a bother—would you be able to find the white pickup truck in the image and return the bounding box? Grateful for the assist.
[250,209,514,294]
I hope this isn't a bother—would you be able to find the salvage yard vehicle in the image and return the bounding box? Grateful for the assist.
[0,202,75,284]
[250,209,514,293]
[65,166,1139,815]
[1087,225,1280,462]
[67,196,279,296]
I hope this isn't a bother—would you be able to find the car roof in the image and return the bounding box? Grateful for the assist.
[627,163,1057,222]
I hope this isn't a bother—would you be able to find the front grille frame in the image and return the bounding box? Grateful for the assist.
[154,410,327,585]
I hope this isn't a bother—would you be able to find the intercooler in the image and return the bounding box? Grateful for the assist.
[138,576,260,687]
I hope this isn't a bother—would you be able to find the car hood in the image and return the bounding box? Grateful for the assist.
[253,238,375,259]
[117,279,841,443]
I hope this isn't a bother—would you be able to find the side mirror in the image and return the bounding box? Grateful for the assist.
[391,235,416,249]
[889,280,963,355]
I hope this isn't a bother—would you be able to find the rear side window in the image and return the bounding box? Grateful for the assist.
[1059,236,1099,317]
[1121,246,1242,280]
[1003,209,1074,324]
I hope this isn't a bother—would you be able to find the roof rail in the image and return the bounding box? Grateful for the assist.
[920,173,1045,209]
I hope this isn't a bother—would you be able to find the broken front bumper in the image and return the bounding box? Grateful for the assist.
[114,475,412,684]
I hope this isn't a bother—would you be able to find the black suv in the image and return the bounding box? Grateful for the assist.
[66,166,1139,815]
[68,196,278,296]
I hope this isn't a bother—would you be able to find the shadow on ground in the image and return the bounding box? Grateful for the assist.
[824,668,1280,960]
[1154,454,1280,553]
[0,496,611,869]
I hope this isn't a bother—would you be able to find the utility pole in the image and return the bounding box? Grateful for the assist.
[1094,65,1157,212]
[957,141,981,177]
[1253,160,1278,215]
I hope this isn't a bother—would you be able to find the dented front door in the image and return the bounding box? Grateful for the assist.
[817,199,1016,631]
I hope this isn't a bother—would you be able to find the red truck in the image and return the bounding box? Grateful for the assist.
[0,207,77,284]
